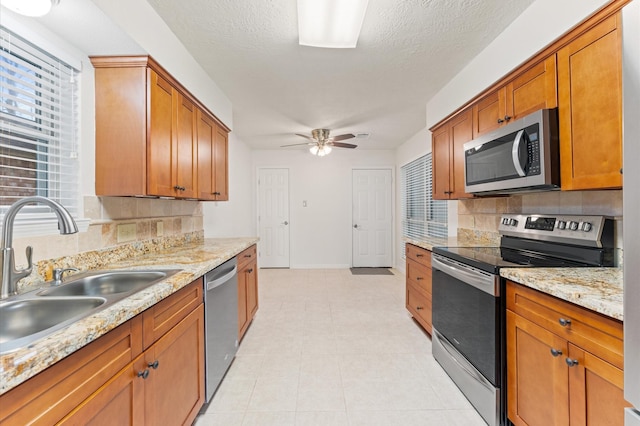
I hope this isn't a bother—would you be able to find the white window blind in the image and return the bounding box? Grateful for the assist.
[0,25,79,221]
[401,153,447,257]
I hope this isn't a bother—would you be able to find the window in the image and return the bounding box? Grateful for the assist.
[401,153,447,257]
[0,25,79,222]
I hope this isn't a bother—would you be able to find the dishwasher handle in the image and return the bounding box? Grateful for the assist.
[206,266,238,291]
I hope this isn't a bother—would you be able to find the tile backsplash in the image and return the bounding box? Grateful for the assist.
[458,190,623,248]
[12,196,205,265]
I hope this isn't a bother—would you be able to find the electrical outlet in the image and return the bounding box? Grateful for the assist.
[157,221,164,237]
[117,223,137,243]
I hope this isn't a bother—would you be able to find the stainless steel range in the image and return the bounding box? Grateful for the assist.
[431,214,615,426]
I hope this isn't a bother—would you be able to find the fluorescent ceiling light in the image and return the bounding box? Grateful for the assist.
[1,0,59,17]
[297,0,369,48]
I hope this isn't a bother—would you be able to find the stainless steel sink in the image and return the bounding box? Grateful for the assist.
[0,297,106,352]
[38,270,177,297]
[0,268,181,354]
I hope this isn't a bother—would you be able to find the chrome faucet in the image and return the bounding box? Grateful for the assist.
[1,196,78,299]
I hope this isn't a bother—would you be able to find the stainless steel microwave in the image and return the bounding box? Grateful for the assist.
[463,108,560,195]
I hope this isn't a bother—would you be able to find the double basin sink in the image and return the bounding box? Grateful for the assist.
[0,269,180,354]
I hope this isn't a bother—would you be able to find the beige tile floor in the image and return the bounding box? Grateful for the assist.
[195,268,486,426]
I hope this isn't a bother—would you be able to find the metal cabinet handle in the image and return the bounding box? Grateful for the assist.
[550,348,563,357]
[497,118,505,124]
[565,358,579,367]
[416,276,424,281]
[137,369,150,379]
[148,360,159,369]
[558,318,572,327]
[173,185,186,191]
[247,268,254,273]
[416,254,424,258]
[504,115,512,122]
[416,306,424,310]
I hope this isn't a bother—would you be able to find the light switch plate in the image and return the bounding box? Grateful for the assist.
[117,223,137,243]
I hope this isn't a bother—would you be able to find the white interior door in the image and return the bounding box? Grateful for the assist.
[352,169,393,267]
[258,168,290,268]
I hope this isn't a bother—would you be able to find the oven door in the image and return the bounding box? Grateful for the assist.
[431,253,501,385]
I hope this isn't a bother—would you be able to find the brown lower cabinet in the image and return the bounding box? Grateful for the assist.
[238,244,259,340]
[405,243,432,334]
[506,280,629,426]
[0,279,205,426]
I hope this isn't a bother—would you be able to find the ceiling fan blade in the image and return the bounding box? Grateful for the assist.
[330,142,357,149]
[295,133,315,141]
[331,133,356,142]
[281,142,314,147]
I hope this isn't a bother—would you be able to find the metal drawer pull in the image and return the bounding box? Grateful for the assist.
[148,360,159,369]
[416,306,424,310]
[416,253,424,257]
[137,369,150,379]
[558,318,572,327]
[416,276,424,280]
[565,358,579,367]
[550,348,563,357]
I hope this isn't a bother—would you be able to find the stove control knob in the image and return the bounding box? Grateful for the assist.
[569,221,579,231]
[502,218,509,225]
[509,218,518,227]
[582,222,592,232]
[557,220,566,230]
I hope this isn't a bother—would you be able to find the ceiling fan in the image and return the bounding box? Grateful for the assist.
[281,129,357,156]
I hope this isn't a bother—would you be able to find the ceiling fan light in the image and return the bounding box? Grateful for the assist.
[297,0,369,48]
[309,145,319,155]
[1,0,59,16]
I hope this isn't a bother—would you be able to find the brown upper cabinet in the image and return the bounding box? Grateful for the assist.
[432,108,473,200]
[91,56,230,200]
[558,13,623,190]
[471,55,558,139]
[197,110,229,201]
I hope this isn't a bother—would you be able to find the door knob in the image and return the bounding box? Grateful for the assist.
[353,224,358,229]
[282,221,289,225]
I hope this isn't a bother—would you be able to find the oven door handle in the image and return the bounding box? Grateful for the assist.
[434,330,494,392]
[432,254,498,296]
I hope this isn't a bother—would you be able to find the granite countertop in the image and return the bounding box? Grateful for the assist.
[0,237,258,395]
[500,267,623,321]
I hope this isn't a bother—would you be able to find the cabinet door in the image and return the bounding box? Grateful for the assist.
[197,109,216,201]
[145,304,205,426]
[59,356,146,426]
[558,13,623,190]
[175,93,197,198]
[238,264,249,339]
[449,109,473,199]
[431,124,451,200]
[406,280,432,334]
[246,259,258,318]
[471,89,506,138]
[506,55,557,120]
[148,70,176,197]
[213,126,229,201]
[507,310,570,426]
[567,343,630,426]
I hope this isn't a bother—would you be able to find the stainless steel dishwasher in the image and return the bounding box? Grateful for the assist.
[202,257,238,403]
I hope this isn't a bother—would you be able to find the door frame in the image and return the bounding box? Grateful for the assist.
[351,167,395,268]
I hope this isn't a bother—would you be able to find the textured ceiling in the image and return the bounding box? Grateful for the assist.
[145,0,536,150]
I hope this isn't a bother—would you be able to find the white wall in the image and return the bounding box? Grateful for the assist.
[253,149,396,268]
[203,133,256,238]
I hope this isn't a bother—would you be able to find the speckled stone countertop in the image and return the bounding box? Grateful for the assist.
[0,237,258,395]
[500,268,623,321]
[404,235,496,251]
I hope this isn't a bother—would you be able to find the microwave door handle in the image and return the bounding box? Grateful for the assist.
[512,129,527,177]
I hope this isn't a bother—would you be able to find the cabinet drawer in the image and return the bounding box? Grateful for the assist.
[406,258,432,295]
[237,244,257,269]
[406,281,432,333]
[142,278,203,349]
[406,244,431,267]
[0,316,142,426]
[506,280,623,368]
